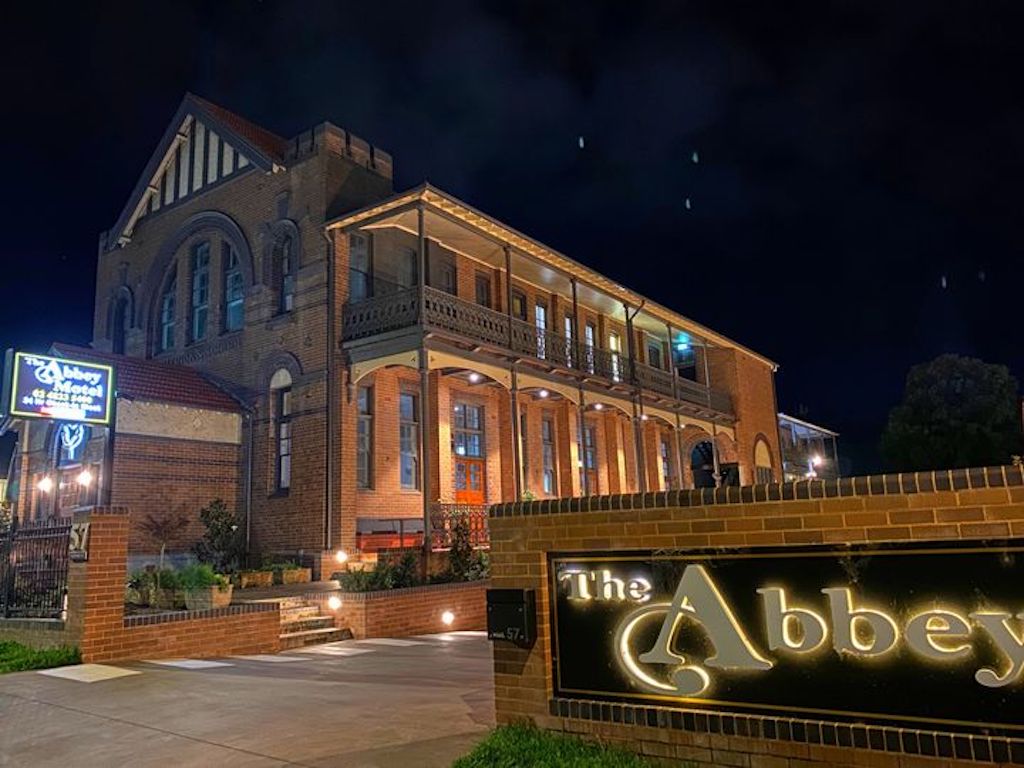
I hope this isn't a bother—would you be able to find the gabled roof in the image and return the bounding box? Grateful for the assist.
[50,344,245,414]
[107,93,287,250]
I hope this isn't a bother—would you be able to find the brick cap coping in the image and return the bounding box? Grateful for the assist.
[0,618,65,632]
[336,579,491,602]
[492,465,1024,518]
[123,602,277,628]
[550,697,1024,765]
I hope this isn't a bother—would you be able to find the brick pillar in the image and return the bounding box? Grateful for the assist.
[497,390,516,502]
[66,506,130,662]
[602,412,624,494]
[643,423,663,491]
[556,403,581,497]
[431,372,450,503]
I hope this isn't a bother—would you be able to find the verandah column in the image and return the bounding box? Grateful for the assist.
[417,204,433,555]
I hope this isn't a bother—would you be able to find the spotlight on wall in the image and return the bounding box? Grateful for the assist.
[593,403,604,411]
[76,470,93,488]
[538,389,549,399]
[640,414,649,421]
[335,550,349,564]
[327,595,342,611]
[441,610,455,626]
[468,372,482,384]
[37,476,54,493]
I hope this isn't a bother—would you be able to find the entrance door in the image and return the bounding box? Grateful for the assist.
[454,458,486,504]
[453,401,486,504]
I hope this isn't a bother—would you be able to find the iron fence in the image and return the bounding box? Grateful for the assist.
[0,518,72,619]
[429,503,490,551]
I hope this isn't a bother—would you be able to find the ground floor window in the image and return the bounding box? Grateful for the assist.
[399,392,419,489]
[581,422,597,494]
[357,386,373,488]
[660,435,674,490]
[542,417,556,495]
[275,387,292,491]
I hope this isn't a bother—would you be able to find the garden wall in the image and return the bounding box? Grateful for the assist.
[314,580,488,639]
[488,466,1024,768]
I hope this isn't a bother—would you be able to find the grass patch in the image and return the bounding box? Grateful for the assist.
[0,641,80,674]
[452,724,656,768]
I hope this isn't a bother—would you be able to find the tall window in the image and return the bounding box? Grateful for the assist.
[647,338,663,370]
[534,301,548,359]
[541,417,556,495]
[349,233,371,302]
[609,332,622,382]
[223,243,244,332]
[274,384,292,492]
[563,314,574,367]
[159,277,176,352]
[399,392,419,489]
[660,436,674,490]
[190,241,210,342]
[475,273,491,308]
[584,322,596,374]
[511,290,526,321]
[357,386,373,488]
[581,423,597,493]
[279,235,295,313]
[453,402,484,457]
[111,296,129,355]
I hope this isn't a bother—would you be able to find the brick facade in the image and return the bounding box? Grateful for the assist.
[488,466,1024,767]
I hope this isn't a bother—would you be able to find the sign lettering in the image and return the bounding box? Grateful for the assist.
[4,352,114,425]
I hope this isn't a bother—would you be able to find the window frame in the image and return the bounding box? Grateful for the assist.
[356,385,374,489]
[223,242,244,333]
[159,276,177,353]
[474,272,492,308]
[274,386,293,492]
[349,232,372,302]
[190,241,211,343]
[453,401,485,459]
[541,416,556,496]
[279,235,296,314]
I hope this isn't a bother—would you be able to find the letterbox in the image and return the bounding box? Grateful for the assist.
[486,588,536,648]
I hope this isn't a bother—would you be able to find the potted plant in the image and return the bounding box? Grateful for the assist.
[150,568,185,609]
[180,563,233,610]
[237,569,274,589]
[273,561,312,585]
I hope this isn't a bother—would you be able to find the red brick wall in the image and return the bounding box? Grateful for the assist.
[111,434,240,554]
[489,467,1024,767]
[327,580,488,639]
[67,507,280,663]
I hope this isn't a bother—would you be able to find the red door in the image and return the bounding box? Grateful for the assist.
[454,458,485,505]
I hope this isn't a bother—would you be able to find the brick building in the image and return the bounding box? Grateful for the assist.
[3,94,783,566]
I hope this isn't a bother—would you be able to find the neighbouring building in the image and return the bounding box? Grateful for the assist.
[2,94,784,569]
[778,412,840,480]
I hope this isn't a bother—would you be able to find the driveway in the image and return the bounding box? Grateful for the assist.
[0,632,494,767]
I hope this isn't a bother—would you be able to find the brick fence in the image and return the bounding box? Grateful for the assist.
[318,579,488,639]
[488,465,1024,768]
[1,506,280,662]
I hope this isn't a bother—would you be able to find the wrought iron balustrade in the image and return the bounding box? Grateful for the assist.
[341,287,419,340]
[633,361,676,398]
[1,518,72,619]
[429,503,489,551]
[422,286,510,347]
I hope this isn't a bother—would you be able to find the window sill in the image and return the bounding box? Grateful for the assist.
[269,489,290,499]
[265,312,295,330]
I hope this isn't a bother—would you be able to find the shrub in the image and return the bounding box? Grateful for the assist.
[336,551,422,592]
[193,499,243,573]
[0,642,80,675]
[445,514,490,583]
[453,724,655,767]
[178,563,229,590]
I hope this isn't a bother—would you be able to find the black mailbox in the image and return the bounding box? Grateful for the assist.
[486,588,536,648]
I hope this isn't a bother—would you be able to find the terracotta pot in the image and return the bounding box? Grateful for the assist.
[184,584,233,611]
[280,568,312,585]
[239,570,274,589]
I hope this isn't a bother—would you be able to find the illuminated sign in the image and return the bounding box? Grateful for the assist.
[550,544,1024,735]
[4,352,114,425]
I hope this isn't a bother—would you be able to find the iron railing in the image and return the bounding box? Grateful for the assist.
[429,503,489,551]
[0,518,72,619]
[341,287,732,414]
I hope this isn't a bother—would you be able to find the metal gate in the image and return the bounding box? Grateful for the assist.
[0,518,72,619]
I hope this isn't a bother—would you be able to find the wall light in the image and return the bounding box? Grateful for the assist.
[327,595,342,611]
[640,414,649,421]
[335,550,349,564]
[468,372,482,384]
[77,470,93,488]
[593,403,604,411]
[538,389,549,399]
[37,476,53,493]
[441,610,455,626]
[812,455,823,467]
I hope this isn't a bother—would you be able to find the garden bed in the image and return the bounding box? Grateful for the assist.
[0,641,79,674]
[329,579,488,639]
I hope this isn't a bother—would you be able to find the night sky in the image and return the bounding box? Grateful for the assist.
[3,1,1022,473]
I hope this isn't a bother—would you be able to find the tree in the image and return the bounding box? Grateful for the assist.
[138,509,191,591]
[881,354,1022,471]
[193,499,243,573]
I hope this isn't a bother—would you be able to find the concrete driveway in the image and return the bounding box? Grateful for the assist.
[0,632,494,767]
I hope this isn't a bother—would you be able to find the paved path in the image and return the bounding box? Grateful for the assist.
[0,632,493,767]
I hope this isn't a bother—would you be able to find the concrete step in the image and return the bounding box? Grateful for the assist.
[279,627,351,650]
[280,616,336,633]
[280,605,322,621]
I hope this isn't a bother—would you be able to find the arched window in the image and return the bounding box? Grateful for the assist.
[223,242,244,332]
[190,241,210,341]
[277,235,295,313]
[110,296,129,355]
[270,369,293,492]
[159,276,177,352]
[754,438,774,484]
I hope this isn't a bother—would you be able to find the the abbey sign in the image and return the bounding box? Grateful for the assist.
[550,544,1024,735]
